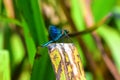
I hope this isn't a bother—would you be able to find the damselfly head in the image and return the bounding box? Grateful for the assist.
[49,25,62,40]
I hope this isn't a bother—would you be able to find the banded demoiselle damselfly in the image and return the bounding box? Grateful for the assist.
[42,25,70,47]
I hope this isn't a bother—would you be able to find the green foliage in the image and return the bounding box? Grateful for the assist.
[92,0,115,22]
[0,25,4,49]
[10,33,25,68]
[114,6,120,31]
[0,50,10,80]
[0,0,120,80]
[97,26,120,72]
[22,18,36,65]
[71,0,84,30]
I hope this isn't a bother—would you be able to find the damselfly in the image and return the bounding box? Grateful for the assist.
[42,25,72,47]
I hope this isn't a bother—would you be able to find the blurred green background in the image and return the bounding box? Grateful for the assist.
[0,0,120,80]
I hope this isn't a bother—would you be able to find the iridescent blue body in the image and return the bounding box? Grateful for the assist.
[42,25,68,47]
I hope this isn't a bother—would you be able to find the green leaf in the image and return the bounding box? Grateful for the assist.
[30,0,48,44]
[16,0,47,44]
[0,24,4,49]
[10,33,25,67]
[31,55,55,80]
[0,16,22,27]
[0,50,10,80]
[114,6,120,31]
[71,0,85,30]
[22,19,36,65]
[97,25,120,72]
[16,0,55,80]
[0,0,2,14]
[86,72,93,80]
[92,0,115,22]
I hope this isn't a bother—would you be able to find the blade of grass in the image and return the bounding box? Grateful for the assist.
[16,0,55,80]
[0,0,2,14]
[31,51,55,80]
[71,0,84,30]
[10,33,25,68]
[114,6,120,31]
[16,0,38,43]
[97,25,120,72]
[86,72,93,80]
[30,0,47,44]
[0,23,4,49]
[0,16,22,27]
[22,18,36,65]
[16,0,47,44]
[92,0,115,22]
[0,50,10,80]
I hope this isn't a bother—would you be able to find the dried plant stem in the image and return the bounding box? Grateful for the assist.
[48,43,86,80]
